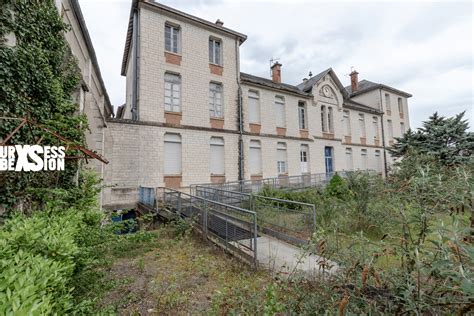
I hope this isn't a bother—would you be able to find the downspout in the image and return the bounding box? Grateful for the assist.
[379,89,388,178]
[131,7,140,121]
[235,38,244,181]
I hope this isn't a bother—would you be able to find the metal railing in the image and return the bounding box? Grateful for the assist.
[192,185,317,243]
[190,171,356,194]
[156,187,258,267]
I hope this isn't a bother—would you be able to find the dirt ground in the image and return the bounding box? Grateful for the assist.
[96,228,270,315]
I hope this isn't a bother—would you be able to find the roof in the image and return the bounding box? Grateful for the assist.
[343,99,383,115]
[345,79,412,98]
[296,68,349,98]
[121,0,247,76]
[70,0,114,117]
[240,72,312,97]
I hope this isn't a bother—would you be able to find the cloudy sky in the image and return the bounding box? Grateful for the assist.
[79,0,473,130]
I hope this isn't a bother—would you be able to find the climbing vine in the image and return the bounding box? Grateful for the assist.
[0,0,86,211]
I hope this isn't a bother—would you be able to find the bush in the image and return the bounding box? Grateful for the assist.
[0,171,111,314]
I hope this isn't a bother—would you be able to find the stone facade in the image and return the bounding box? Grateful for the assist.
[58,0,113,206]
[102,0,412,209]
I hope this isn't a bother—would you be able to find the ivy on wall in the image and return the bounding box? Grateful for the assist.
[0,0,86,211]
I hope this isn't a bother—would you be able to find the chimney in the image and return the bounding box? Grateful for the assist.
[271,62,282,83]
[215,19,224,26]
[350,70,359,92]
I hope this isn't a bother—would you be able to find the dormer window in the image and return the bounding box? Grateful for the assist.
[209,38,221,65]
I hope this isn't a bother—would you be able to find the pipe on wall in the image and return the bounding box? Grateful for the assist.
[235,38,244,181]
[379,89,388,178]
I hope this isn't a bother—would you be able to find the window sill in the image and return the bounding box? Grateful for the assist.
[211,174,226,184]
[322,132,335,139]
[164,52,182,65]
[299,129,309,138]
[209,63,223,75]
[164,112,182,125]
[249,123,261,134]
[210,117,224,129]
[276,127,286,136]
[164,175,182,189]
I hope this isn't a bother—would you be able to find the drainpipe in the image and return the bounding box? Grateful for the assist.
[379,89,388,178]
[131,7,140,121]
[235,38,244,181]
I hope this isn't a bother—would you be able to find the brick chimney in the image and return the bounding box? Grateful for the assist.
[350,70,359,92]
[271,62,282,83]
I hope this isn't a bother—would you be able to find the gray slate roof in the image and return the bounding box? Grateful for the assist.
[345,79,412,97]
[296,68,332,92]
[343,99,383,114]
[240,72,312,97]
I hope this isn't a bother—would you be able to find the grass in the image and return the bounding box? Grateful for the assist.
[89,226,271,314]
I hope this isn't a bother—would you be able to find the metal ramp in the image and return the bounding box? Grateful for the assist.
[137,186,338,275]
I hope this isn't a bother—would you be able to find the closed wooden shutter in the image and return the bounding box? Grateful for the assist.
[275,96,285,127]
[164,133,181,175]
[210,137,225,175]
[345,148,353,171]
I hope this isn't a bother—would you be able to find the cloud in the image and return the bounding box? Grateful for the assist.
[78,0,473,130]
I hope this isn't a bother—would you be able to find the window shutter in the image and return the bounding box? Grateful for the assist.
[359,114,366,137]
[164,134,181,175]
[249,140,262,175]
[210,137,225,174]
[248,91,260,123]
[345,148,353,171]
[275,97,285,127]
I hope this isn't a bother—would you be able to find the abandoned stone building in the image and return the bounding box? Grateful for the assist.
[92,0,411,210]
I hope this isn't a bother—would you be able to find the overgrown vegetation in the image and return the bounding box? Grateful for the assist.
[0,0,86,211]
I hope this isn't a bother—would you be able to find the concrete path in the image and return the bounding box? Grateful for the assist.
[236,235,338,277]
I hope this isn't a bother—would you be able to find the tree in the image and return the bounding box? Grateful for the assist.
[389,112,474,165]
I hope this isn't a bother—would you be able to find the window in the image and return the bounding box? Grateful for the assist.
[78,87,85,113]
[373,116,379,139]
[387,119,393,140]
[164,73,181,112]
[300,144,309,173]
[343,110,351,136]
[298,102,307,130]
[164,133,181,175]
[359,113,366,138]
[277,142,287,174]
[275,96,285,127]
[249,140,262,175]
[248,90,260,123]
[209,38,221,65]
[345,148,353,171]
[321,105,327,132]
[385,93,391,112]
[327,107,334,133]
[400,122,405,134]
[375,150,382,173]
[165,24,180,54]
[361,149,368,170]
[210,137,225,175]
[209,82,223,118]
[398,98,403,114]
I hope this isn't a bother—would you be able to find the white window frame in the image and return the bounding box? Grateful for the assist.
[387,119,393,140]
[385,93,391,112]
[165,24,180,54]
[359,113,366,138]
[164,73,181,112]
[275,96,286,127]
[345,148,353,171]
[321,105,327,132]
[210,137,225,175]
[209,38,222,65]
[248,90,260,124]
[373,116,379,139]
[300,144,309,173]
[209,82,223,118]
[361,149,368,170]
[164,133,182,175]
[343,110,351,136]
[298,102,307,130]
[276,142,287,174]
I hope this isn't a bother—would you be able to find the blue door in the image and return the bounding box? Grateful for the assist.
[325,147,333,176]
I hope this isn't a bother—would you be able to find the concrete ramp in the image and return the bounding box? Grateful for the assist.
[235,235,338,276]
